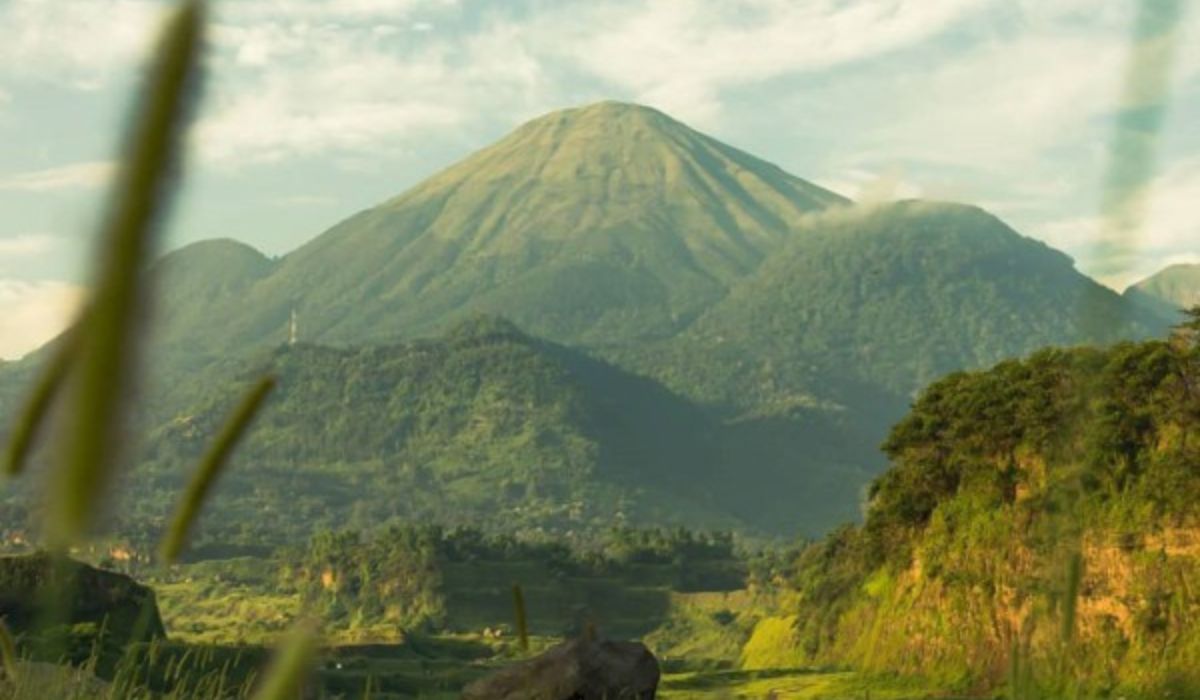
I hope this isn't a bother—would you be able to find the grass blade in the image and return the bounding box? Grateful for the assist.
[251,620,320,700]
[1061,552,1084,645]
[49,0,206,545]
[2,329,79,478]
[0,618,17,680]
[159,375,276,563]
[512,583,529,652]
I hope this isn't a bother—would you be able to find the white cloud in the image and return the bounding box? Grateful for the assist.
[190,0,995,167]
[1037,156,1200,290]
[816,168,926,204]
[195,12,547,166]
[854,35,1126,170]
[0,161,115,192]
[0,0,162,89]
[534,0,993,122]
[0,280,85,360]
[0,233,59,257]
[219,0,458,23]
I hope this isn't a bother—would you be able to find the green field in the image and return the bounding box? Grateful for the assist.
[127,552,964,699]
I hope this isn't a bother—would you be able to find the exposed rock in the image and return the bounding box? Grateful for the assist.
[0,552,166,645]
[461,636,660,700]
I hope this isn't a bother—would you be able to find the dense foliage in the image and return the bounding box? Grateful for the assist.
[634,201,1159,411]
[770,317,1200,694]
[274,525,746,637]
[0,315,876,545]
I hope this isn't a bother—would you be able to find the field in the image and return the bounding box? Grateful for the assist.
[121,554,962,699]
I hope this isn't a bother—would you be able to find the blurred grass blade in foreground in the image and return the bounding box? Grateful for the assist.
[160,375,277,563]
[513,583,530,652]
[0,619,17,680]
[2,329,79,478]
[250,620,320,700]
[49,0,206,545]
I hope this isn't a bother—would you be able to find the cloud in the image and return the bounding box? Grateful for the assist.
[0,161,115,192]
[815,169,926,204]
[0,233,59,257]
[190,0,999,167]
[1037,156,1200,290]
[222,0,459,23]
[528,0,993,123]
[194,6,549,166]
[0,0,162,89]
[0,280,85,360]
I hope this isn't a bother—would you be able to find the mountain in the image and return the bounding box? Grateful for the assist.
[152,239,276,364]
[627,201,1159,410]
[0,101,1173,543]
[149,101,846,363]
[751,337,1200,695]
[1124,263,1200,322]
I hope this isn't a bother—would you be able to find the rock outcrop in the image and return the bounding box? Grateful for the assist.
[0,552,166,645]
[461,636,660,700]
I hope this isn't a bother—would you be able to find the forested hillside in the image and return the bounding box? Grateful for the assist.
[634,201,1156,408]
[756,318,1200,696]
[9,317,870,546]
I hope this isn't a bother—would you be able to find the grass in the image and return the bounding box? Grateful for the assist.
[659,668,959,700]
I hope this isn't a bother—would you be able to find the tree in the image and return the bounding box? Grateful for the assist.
[1169,306,1200,448]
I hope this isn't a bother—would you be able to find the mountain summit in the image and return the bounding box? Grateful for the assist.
[160,101,845,361]
[1124,263,1200,322]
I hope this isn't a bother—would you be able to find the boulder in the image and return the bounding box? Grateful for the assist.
[462,636,660,700]
[0,552,166,646]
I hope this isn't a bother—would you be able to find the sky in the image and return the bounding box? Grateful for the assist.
[0,0,1197,359]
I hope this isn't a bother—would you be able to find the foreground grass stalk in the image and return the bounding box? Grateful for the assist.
[159,375,277,563]
[49,0,206,545]
[250,621,320,700]
[2,330,79,478]
[512,584,529,652]
[1061,552,1083,646]
[0,619,17,680]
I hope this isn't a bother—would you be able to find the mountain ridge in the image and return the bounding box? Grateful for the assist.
[0,100,1174,542]
[1124,262,1200,323]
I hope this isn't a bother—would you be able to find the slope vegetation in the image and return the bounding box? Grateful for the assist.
[635,201,1158,409]
[760,327,1200,696]
[105,317,871,543]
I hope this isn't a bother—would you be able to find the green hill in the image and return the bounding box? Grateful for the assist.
[93,317,870,544]
[152,239,277,367]
[1124,263,1200,322]
[756,328,1200,696]
[634,201,1159,409]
